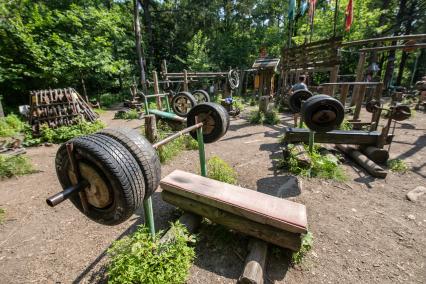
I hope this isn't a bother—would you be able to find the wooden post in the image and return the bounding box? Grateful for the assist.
[353,84,366,121]
[239,239,268,284]
[360,146,389,164]
[329,65,339,96]
[152,71,162,110]
[0,96,4,117]
[340,84,350,106]
[183,69,189,92]
[161,60,170,88]
[351,52,366,106]
[144,115,157,143]
[373,82,383,100]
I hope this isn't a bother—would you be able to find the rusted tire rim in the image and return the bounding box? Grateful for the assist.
[192,90,210,103]
[171,92,197,117]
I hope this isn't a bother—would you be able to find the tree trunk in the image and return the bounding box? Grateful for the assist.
[142,0,154,66]
[133,0,148,94]
[0,98,5,117]
[80,73,88,102]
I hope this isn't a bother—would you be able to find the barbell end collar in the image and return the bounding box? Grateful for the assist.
[46,180,88,207]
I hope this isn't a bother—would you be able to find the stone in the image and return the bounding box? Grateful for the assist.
[407,214,415,220]
[406,186,426,202]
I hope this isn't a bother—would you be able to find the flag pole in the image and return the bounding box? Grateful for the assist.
[333,0,339,36]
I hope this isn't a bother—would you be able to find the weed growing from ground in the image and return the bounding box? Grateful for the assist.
[387,159,409,173]
[249,110,280,125]
[339,119,353,130]
[0,208,5,224]
[207,156,238,184]
[114,109,140,120]
[291,232,313,265]
[0,155,35,179]
[107,222,196,284]
[249,110,265,124]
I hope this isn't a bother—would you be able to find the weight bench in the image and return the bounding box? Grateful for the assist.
[160,170,308,251]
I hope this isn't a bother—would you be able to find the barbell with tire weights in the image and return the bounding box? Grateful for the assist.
[365,100,411,121]
[191,89,210,103]
[288,89,313,113]
[301,95,345,133]
[171,91,198,117]
[49,103,229,225]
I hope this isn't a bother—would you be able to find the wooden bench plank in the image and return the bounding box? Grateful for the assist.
[160,170,307,234]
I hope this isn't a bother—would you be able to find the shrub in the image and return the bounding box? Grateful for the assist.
[207,156,237,184]
[249,110,280,125]
[0,114,26,137]
[339,119,353,131]
[264,110,280,125]
[107,222,196,284]
[291,232,313,265]
[40,120,106,143]
[249,110,265,124]
[100,93,123,108]
[0,155,35,179]
[114,109,140,120]
[387,159,409,173]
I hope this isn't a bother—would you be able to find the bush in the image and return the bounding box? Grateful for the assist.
[40,120,106,143]
[339,119,353,131]
[264,110,280,125]
[249,110,265,124]
[207,156,237,184]
[107,222,196,284]
[0,114,26,137]
[249,110,280,125]
[0,155,35,179]
[114,109,140,120]
[387,159,409,173]
[100,93,123,108]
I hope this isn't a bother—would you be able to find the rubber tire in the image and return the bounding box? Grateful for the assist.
[187,102,228,143]
[97,128,161,199]
[171,92,198,117]
[55,134,145,225]
[192,90,210,103]
[289,89,313,113]
[301,95,344,133]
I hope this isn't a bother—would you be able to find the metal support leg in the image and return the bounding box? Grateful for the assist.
[308,131,315,154]
[143,197,155,237]
[196,118,207,177]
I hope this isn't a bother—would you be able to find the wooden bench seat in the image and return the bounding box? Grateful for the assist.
[160,170,308,250]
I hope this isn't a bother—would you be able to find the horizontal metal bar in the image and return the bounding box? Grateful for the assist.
[341,34,426,47]
[147,109,186,122]
[153,122,203,149]
[359,43,426,52]
[321,82,382,86]
[165,72,228,76]
[143,93,169,98]
[46,180,88,207]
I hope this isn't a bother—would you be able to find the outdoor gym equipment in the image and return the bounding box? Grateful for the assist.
[46,102,229,233]
[288,89,313,113]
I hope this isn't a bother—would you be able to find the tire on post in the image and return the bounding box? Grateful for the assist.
[186,102,229,143]
[192,90,210,103]
[55,134,145,225]
[97,128,161,199]
[301,95,344,132]
[288,89,313,113]
[171,92,198,117]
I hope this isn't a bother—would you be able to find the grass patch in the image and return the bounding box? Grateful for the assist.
[207,156,237,184]
[0,208,5,224]
[155,122,198,163]
[387,159,409,173]
[249,110,280,125]
[114,109,140,120]
[107,222,196,284]
[278,144,347,181]
[93,108,107,115]
[291,232,313,265]
[0,114,26,137]
[100,93,125,108]
[39,120,106,144]
[0,155,35,179]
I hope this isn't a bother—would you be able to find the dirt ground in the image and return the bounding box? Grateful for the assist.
[0,107,425,284]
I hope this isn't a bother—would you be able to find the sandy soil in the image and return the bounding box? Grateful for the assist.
[0,108,425,284]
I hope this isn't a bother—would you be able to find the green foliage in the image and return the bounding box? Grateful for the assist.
[292,232,314,265]
[339,119,353,131]
[0,114,26,137]
[100,93,124,108]
[207,156,237,185]
[156,122,198,163]
[0,208,5,224]
[93,108,107,115]
[249,110,280,125]
[278,144,347,181]
[387,159,409,173]
[107,222,196,284]
[114,109,140,120]
[186,31,216,71]
[40,120,105,143]
[0,155,35,179]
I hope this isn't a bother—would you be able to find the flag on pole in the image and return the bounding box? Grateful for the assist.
[308,0,317,24]
[345,0,354,32]
[288,0,296,21]
[300,1,309,16]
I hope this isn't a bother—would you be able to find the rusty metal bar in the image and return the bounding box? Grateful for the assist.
[152,122,203,149]
[46,181,88,207]
[341,34,426,47]
[359,43,426,52]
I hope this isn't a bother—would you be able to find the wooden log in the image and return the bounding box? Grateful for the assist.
[336,145,387,178]
[183,69,189,92]
[239,239,268,284]
[360,146,389,164]
[283,128,394,146]
[161,191,302,251]
[144,114,157,143]
[292,144,311,167]
[159,213,202,244]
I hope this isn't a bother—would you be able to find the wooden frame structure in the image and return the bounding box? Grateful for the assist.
[252,57,280,97]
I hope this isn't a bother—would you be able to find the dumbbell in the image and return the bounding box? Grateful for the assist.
[288,89,313,113]
[365,100,411,121]
[301,95,345,133]
[47,103,229,225]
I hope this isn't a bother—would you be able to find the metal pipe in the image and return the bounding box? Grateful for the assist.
[147,109,186,122]
[341,34,426,47]
[196,120,207,177]
[143,197,155,238]
[153,123,203,149]
[46,180,88,207]
[143,93,169,98]
[165,72,228,76]
[359,43,426,53]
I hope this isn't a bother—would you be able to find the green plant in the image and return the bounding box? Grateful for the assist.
[114,109,140,120]
[264,110,280,125]
[100,93,123,108]
[249,110,280,125]
[249,110,265,124]
[0,114,26,137]
[291,232,313,265]
[39,120,106,143]
[387,159,409,173]
[107,222,196,284]
[207,156,237,184]
[94,108,107,115]
[0,155,35,179]
[278,145,347,181]
[0,208,5,224]
[339,119,353,131]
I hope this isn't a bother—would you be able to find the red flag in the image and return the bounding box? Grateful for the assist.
[308,0,317,24]
[345,0,354,32]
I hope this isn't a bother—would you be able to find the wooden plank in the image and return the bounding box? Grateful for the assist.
[336,145,387,178]
[161,191,302,251]
[160,170,308,234]
[282,128,394,146]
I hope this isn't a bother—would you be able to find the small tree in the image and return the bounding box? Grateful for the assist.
[186,31,216,71]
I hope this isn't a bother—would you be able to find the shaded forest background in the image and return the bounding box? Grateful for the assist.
[0,0,425,109]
